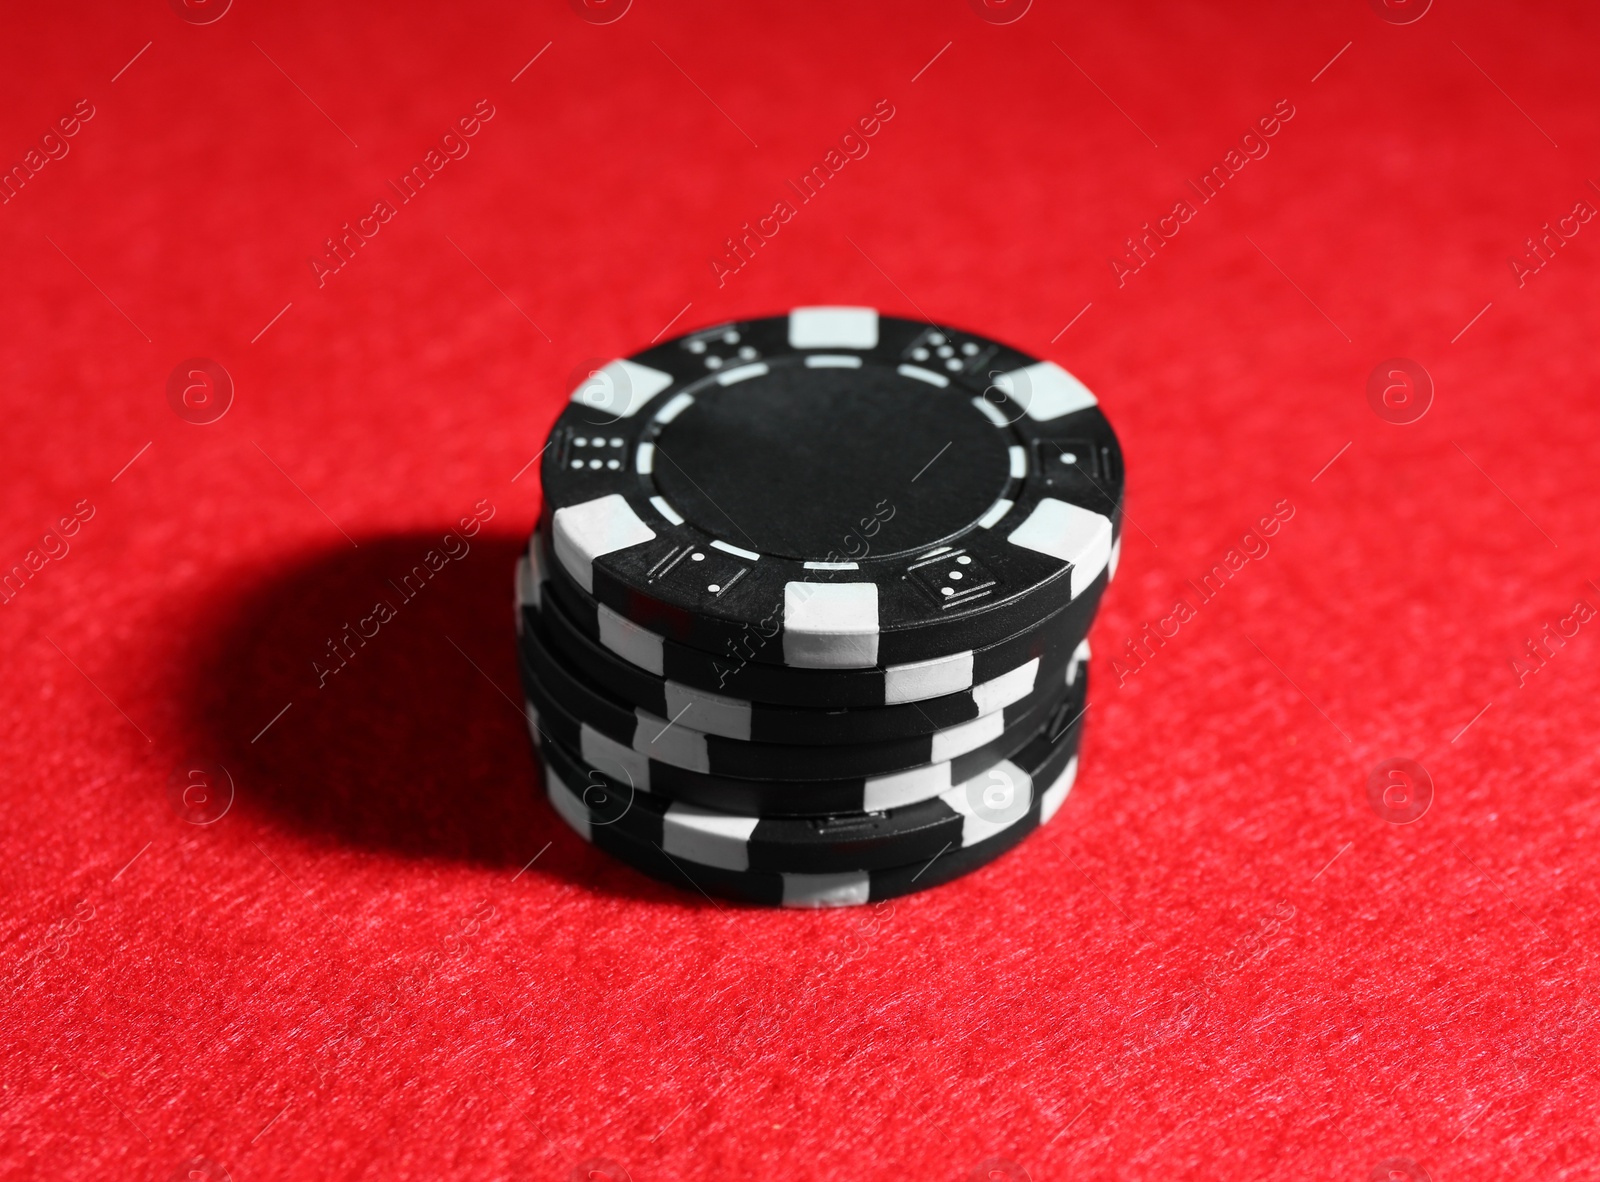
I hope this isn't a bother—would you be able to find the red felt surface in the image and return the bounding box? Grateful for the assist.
[3,1,1599,1179]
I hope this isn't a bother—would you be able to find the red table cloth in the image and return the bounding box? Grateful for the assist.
[3,2,1597,1178]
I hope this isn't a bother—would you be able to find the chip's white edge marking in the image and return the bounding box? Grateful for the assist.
[710,539,761,561]
[919,545,953,559]
[805,354,863,369]
[663,682,752,742]
[633,711,710,773]
[662,802,759,870]
[945,760,1033,843]
[570,358,673,419]
[1108,535,1122,581]
[1009,446,1027,479]
[977,497,1014,529]
[1041,756,1079,824]
[781,872,872,908]
[1067,638,1091,686]
[1006,498,1114,594]
[544,765,592,842]
[580,724,652,791]
[551,494,657,593]
[515,554,540,617]
[788,306,879,349]
[598,604,665,675]
[863,760,955,812]
[884,650,974,704]
[972,657,1039,715]
[717,362,769,386]
[930,708,1008,762]
[994,361,1098,422]
[972,397,1010,427]
[782,582,880,668]
[649,495,684,526]
[653,391,695,424]
[524,703,542,747]
[803,561,858,570]
[635,442,655,474]
[898,364,949,388]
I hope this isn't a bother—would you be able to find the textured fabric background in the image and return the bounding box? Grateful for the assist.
[3,2,1597,1179]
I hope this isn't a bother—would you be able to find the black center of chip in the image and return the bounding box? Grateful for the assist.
[651,364,1011,562]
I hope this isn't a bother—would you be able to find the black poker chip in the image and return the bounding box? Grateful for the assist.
[548,706,1087,906]
[527,528,1110,710]
[536,667,1087,875]
[518,614,1080,783]
[538,309,1123,671]
[518,309,1124,903]
[518,535,1090,746]
[520,649,1087,817]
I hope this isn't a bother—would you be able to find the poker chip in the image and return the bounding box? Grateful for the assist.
[540,310,1122,670]
[528,523,1109,709]
[548,710,1086,907]
[519,647,1085,815]
[517,309,1124,903]
[537,670,1086,874]
[520,533,1093,742]
[519,565,1085,781]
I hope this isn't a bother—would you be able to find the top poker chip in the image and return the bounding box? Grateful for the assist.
[540,309,1123,670]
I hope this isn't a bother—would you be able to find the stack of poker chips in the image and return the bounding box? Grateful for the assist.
[515,308,1123,908]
